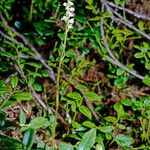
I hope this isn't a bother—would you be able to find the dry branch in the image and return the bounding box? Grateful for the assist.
[100,3,144,80]
[106,1,150,21]
[0,14,55,81]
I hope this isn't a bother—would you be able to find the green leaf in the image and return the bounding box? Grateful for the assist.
[138,21,145,31]
[145,62,150,70]
[40,70,49,77]
[85,92,102,102]
[10,76,18,88]
[28,76,35,87]
[21,117,49,131]
[85,0,93,5]
[116,68,125,76]
[114,103,126,119]
[0,111,18,130]
[97,134,105,150]
[35,37,46,45]
[95,144,104,150]
[24,61,42,68]
[121,99,132,106]
[107,74,117,79]
[71,102,76,112]
[99,126,113,133]
[85,6,92,11]
[79,106,92,119]
[0,86,12,94]
[143,42,149,50]
[134,45,141,50]
[117,124,126,130]
[0,135,22,149]
[75,16,87,23]
[0,50,14,59]
[143,74,150,86]
[19,108,26,124]
[0,99,17,108]
[78,129,96,150]
[104,116,117,123]
[21,47,35,57]
[82,121,96,128]
[89,16,100,21]
[22,129,35,150]
[59,142,74,150]
[115,134,134,147]
[67,92,82,100]
[75,84,88,91]
[114,77,125,87]
[66,50,75,58]
[11,92,32,101]
[0,110,6,118]
[33,83,42,92]
[0,80,7,87]
[147,52,150,57]
[134,101,143,110]
[106,132,112,140]
[134,52,144,58]
[102,12,112,18]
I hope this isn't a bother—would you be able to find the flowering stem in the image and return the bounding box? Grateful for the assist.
[56,26,69,115]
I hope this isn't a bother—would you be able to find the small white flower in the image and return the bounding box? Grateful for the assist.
[69,12,75,17]
[68,1,73,6]
[68,24,73,29]
[61,0,75,30]
[70,7,75,12]
[69,18,74,24]
[61,16,67,22]
[66,11,73,17]
[63,2,67,6]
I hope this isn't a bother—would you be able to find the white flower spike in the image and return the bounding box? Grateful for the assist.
[61,0,75,30]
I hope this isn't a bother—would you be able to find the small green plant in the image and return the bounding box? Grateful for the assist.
[134,42,150,70]
[1,0,150,149]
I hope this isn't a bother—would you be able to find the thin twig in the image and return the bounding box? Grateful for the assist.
[106,1,150,21]
[0,14,57,130]
[17,54,33,59]
[81,89,100,122]
[0,14,55,81]
[114,17,150,41]
[30,87,53,114]
[99,1,150,41]
[0,30,19,44]
[100,3,144,80]
[113,9,133,25]
[73,80,101,122]
[105,55,144,80]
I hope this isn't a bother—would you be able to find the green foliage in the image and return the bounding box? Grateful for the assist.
[0,135,23,149]
[134,42,150,70]
[115,134,134,148]
[77,129,96,150]
[21,117,50,131]
[59,143,74,150]
[22,129,35,150]
[0,0,150,149]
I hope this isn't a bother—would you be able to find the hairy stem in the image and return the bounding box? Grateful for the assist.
[56,26,69,115]
[29,0,34,20]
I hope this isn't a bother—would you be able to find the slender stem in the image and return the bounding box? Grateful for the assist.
[56,26,69,115]
[106,1,150,21]
[29,0,34,20]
